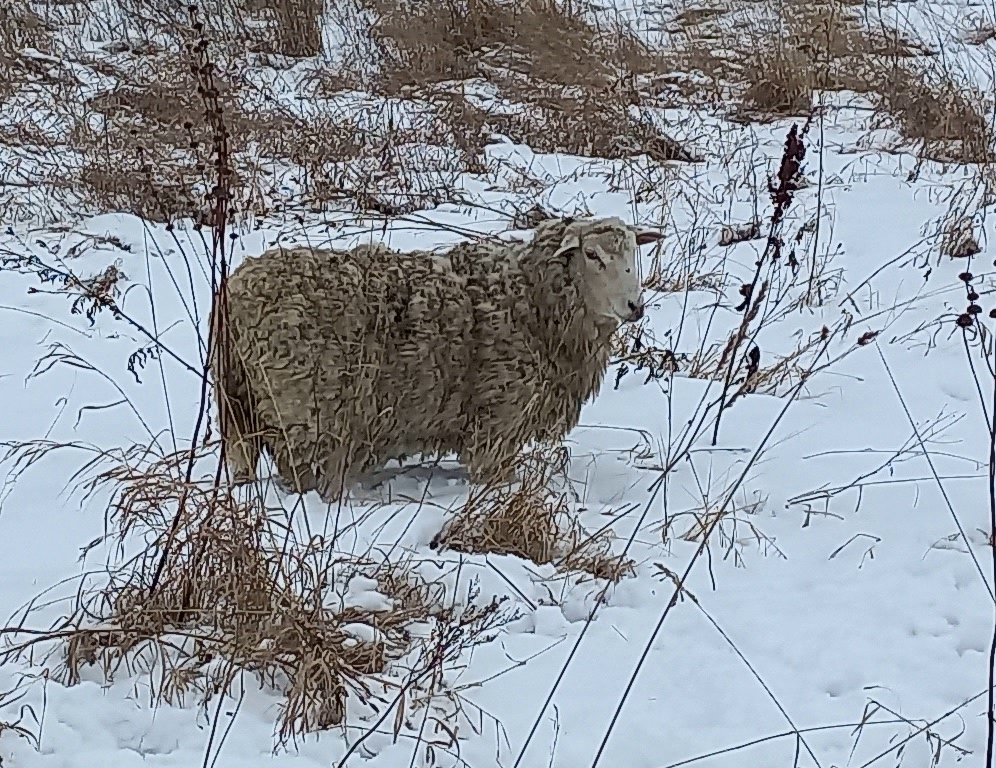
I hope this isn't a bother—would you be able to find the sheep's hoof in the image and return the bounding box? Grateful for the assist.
[468,467,516,487]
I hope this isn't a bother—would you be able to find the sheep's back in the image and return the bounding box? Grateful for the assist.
[224,245,473,463]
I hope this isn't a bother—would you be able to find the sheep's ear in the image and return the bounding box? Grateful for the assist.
[633,228,664,246]
[552,234,581,261]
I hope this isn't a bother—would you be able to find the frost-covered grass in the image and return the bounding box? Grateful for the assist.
[2,0,996,766]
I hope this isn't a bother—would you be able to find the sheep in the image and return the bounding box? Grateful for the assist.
[211,216,664,501]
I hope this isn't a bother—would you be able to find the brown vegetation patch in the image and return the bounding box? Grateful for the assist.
[875,63,993,164]
[0,441,509,746]
[676,0,989,162]
[114,0,324,58]
[361,0,688,161]
[368,0,632,93]
[434,448,634,582]
[0,1,53,100]
[677,0,918,112]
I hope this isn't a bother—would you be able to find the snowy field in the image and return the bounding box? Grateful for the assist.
[2,0,996,766]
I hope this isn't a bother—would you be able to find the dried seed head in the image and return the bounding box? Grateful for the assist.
[968,290,980,301]
[968,304,982,315]
[959,271,973,282]
[956,313,974,328]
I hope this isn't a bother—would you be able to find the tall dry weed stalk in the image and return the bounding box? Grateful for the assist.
[710,121,809,443]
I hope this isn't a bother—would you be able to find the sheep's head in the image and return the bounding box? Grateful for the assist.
[552,217,664,328]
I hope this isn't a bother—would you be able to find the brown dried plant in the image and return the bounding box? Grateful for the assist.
[0,0,52,101]
[0,440,510,747]
[874,62,994,164]
[360,0,687,161]
[674,0,988,165]
[434,447,634,583]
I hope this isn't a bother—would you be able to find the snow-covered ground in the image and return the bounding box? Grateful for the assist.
[2,1,996,767]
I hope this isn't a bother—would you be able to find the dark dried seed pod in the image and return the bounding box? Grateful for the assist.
[968,290,979,301]
[959,271,973,282]
[956,313,974,328]
[968,304,982,314]
[990,308,996,319]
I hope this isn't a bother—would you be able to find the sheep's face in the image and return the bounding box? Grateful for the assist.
[554,219,664,328]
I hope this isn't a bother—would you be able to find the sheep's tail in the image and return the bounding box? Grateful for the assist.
[209,284,261,485]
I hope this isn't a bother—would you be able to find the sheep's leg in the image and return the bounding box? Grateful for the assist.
[214,364,262,485]
[313,443,363,504]
[462,435,518,487]
[225,429,262,485]
[270,441,320,495]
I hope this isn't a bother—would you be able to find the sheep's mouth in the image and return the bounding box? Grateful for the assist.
[619,302,645,323]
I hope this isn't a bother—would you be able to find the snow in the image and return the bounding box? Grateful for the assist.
[1,2,996,768]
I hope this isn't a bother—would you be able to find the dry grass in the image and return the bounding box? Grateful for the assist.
[113,0,324,57]
[874,63,994,164]
[0,440,510,746]
[0,0,666,220]
[72,47,240,221]
[674,0,992,163]
[357,0,688,160]
[0,0,53,101]
[434,447,634,582]
[368,0,651,93]
[255,0,325,57]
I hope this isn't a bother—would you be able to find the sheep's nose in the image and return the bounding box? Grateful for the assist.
[626,301,644,322]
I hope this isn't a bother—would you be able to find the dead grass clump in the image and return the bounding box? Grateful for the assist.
[739,46,820,117]
[0,442,508,746]
[434,448,634,582]
[679,0,921,119]
[940,216,982,259]
[72,49,319,220]
[115,0,324,59]
[73,51,238,220]
[0,0,53,100]
[369,0,611,94]
[875,64,994,164]
[360,0,686,161]
[251,0,325,57]
[736,0,894,118]
[494,87,683,160]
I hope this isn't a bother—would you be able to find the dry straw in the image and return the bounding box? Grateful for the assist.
[435,447,635,583]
